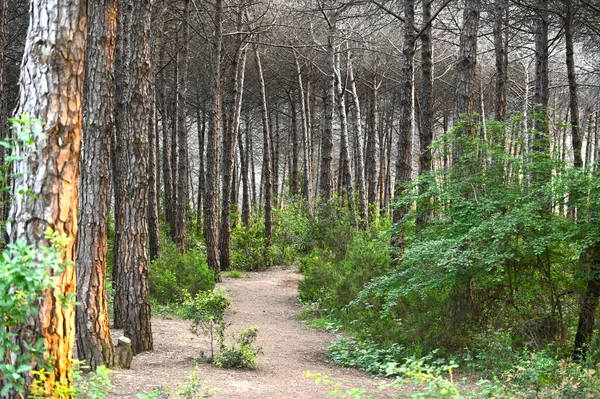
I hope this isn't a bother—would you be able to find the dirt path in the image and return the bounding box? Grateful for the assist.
[108,266,402,399]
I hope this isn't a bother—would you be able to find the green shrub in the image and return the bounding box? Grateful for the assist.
[326,336,406,376]
[231,222,273,271]
[179,289,230,361]
[149,233,215,304]
[214,327,263,369]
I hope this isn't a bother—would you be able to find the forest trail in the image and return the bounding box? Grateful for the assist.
[107,265,403,398]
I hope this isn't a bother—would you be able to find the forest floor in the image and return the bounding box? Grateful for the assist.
[106,265,416,399]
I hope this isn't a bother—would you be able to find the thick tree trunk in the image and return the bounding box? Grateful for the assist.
[0,0,6,221]
[255,45,273,246]
[76,0,116,371]
[5,0,87,394]
[113,0,153,354]
[204,0,223,273]
[452,0,481,165]
[392,0,415,251]
[175,0,190,252]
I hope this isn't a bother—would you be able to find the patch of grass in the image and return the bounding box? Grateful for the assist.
[223,270,245,279]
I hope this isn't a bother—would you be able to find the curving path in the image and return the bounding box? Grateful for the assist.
[108,266,402,399]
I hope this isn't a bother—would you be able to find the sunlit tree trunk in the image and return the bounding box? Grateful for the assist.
[76,0,116,371]
[113,0,153,354]
[6,0,87,394]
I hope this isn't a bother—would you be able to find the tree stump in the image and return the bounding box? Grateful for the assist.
[116,336,133,369]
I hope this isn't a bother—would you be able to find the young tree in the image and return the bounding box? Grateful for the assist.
[113,0,153,354]
[6,0,87,393]
[76,0,117,370]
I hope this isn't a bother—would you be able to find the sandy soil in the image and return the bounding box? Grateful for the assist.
[107,265,408,399]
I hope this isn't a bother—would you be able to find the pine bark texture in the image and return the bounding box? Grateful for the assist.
[392,0,415,251]
[493,0,508,121]
[113,0,153,354]
[204,0,223,273]
[6,0,87,394]
[452,0,481,165]
[76,0,117,371]
[174,0,189,252]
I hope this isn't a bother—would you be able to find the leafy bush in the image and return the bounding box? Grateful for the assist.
[231,222,273,271]
[326,336,406,376]
[179,289,230,360]
[214,327,263,369]
[0,230,71,397]
[149,233,215,304]
[30,363,112,399]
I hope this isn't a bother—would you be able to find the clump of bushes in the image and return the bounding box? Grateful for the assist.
[149,232,215,304]
[231,222,273,271]
[180,289,262,369]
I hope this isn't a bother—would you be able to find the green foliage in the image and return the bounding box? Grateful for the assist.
[223,270,245,278]
[149,232,215,304]
[326,336,406,376]
[231,221,273,271]
[214,327,263,369]
[180,289,230,360]
[304,372,375,399]
[28,363,112,399]
[136,366,216,399]
[388,357,465,399]
[0,230,71,396]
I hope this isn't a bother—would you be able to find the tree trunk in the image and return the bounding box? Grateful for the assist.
[347,51,368,229]
[239,114,251,226]
[197,99,206,235]
[493,0,508,121]
[417,0,434,227]
[319,32,335,200]
[333,49,356,225]
[161,49,173,233]
[175,0,190,252]
[148,0,165,261]
[113,0,153,354]
[392,0,415,251]
[366,64,379,218]
[204,0,223,273]
[220,18,248,270]
[76,0,116,372]
[255,44,273,246]
[566,1,581,168]
[5,0,87,394]
[452,0,481,165]
[289,90,299,196]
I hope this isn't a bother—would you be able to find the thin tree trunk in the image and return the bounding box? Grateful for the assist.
[289,90,299,196]
[239,114,251,226]
[347,51,368,229]
[255,44,273,246]
[197,99,206,235]
[148,0,165,261]
[417,0,434,227]
[76,0,116,371]
[566,1,581,168]
[494,0,508,121]
[366,64,379,218]
[319,32,335,200]
[161,32,173,231]
[174,0,190,252]
[220,23,248,270]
